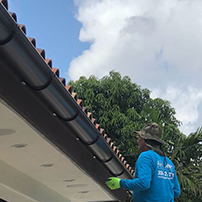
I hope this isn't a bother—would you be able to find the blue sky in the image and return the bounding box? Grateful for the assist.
[8,0,90,79]
[7,0,202,135]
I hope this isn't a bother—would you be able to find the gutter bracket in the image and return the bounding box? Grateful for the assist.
[22,74,54,91]
[79,134,100,146]
[54,110,80,122]
[0,25,18,46]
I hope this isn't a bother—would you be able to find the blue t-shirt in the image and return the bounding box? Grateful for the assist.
[120,150,180,202]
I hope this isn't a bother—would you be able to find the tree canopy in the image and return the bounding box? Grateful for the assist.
[68,71,202,202]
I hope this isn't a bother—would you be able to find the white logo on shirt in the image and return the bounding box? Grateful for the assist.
[157,160,174,180]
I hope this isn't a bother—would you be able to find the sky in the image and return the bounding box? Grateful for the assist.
[8,0,202,136]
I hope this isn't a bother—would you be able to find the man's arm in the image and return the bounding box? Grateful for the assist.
[173,170,181,198]
[120,152,154,191]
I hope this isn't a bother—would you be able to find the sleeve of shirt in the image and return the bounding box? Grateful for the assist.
[120,152,154,192]
[173,169,181,198]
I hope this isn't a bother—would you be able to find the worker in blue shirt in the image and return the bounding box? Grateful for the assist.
[105,123,181,202]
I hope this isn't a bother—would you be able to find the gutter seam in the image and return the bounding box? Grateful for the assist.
[0,25,18,45]
[22,73,54,91]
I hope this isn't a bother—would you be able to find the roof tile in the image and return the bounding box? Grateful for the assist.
[45,58,52,67]
[51,68,59,77]
[28,37,36,46]
[9,12,16,21]
[71,92,77,100]
[36,48,45,59]
[65,85,72,93]
[77,99,83,107]
[18,24,26,34]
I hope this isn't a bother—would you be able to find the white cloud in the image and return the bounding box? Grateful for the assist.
[151,85,202,135]
[68,0,202,134]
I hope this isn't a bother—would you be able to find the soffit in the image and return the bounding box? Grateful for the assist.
[0,99,116,202]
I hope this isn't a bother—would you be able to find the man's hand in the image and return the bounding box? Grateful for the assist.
[105,177,121,190]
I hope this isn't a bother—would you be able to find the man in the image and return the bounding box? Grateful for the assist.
[105,123,181,202]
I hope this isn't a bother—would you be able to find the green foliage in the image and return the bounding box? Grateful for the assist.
[68,71,202,202]
[171,127,202,201]
[69,71,180,154]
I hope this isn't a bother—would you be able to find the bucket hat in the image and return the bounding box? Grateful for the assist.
[134,123,167,145]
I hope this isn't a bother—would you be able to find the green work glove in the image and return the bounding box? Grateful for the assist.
[105,177,121,190]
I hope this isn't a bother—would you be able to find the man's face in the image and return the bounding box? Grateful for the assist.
[137,135,146,152]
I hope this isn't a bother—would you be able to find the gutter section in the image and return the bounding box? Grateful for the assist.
[0,0,132,192]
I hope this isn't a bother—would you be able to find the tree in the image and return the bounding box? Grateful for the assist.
[170,127,202,202]
[69,71,180,158]
[68,71,202,201]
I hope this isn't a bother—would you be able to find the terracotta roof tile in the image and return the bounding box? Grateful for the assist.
[65,85,72,93]
[77,99,83,107]
[9,12,16,21]
[112,145,117,152]
[106,137,111,144]
[0,0,134,176]
[87,112,92,119]
[59,77,66,85]
[45,58,52,67]
[28,37,36,46]
[82,106,88,114]
[18,24,26,34]
[51,68,59,77]
[91,118,96,125]
[95,123,100,130]
[104,134,108,139]
[71,92,77,100]
[99,128,105,135]
[36,48,45,59]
